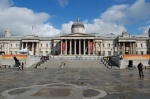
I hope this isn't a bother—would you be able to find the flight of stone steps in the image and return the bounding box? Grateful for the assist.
[35,60,106,68]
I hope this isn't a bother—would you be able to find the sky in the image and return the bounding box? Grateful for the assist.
[0,0,150,37]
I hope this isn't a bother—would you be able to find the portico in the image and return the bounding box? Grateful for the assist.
[59,33,95,55]
[21,40,39,56]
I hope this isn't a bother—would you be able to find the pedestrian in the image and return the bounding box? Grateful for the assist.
[137,62,144,77]
[21,62,24,71]
[63,61,66,66]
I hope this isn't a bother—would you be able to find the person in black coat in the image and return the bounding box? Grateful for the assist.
[137,62,144,77]
[14,56,20,68]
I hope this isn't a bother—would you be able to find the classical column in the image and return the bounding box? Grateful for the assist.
[123,42,125,55]
[32,42,34,55]
[118,42,120,55]
[93,40,94,55]
[133,42,136,54]
[61,40,62,55]
[128,42,132,54]
[36,42,38,56]
[7,43,10,54]
[88,40,90,55]
[100,42,103,55]
[70,39,72,55]
[131,42,133,54]
[84,40,85,55]
[74,39,76,55]
[79,39,81,55]
[65,40,67,55]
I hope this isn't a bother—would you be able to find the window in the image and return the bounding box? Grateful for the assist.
[114,44,116,47]
[136,51,138,54]
[103,51,105,55]
[108,51,111,56]
[45,51,48,55]
[147,51,149,54]
[108,44,110,47]
[114,51,117,55]
[41,44,42,47]
[11,44,12,48]
[141,44,143,47]
[136,44,137,47]
[141,51,143,55]
[16,44,17,47]
[103,44,104,47]
[120,51,122,54]
[40,51,43,56]
[10,51,12,54]
[15,51,17,54]
[46,44,48,47]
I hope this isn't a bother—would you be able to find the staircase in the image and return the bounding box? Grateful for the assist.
[35,60,105,68]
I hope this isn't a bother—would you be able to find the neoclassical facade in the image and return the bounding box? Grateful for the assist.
[0,19,150,56]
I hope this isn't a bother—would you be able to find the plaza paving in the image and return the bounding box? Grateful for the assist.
[0,60,150,99]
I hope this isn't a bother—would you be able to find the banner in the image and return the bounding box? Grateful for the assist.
[90,42,93,51]
[2,54,27,60]
[124,55,150,60]
[62,41,66,52]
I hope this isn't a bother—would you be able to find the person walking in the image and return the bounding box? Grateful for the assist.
[137,62,144,77]
[21,62,24,71]
[63,61,66,66]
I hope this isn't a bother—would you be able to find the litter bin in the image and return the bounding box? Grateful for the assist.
[128,60,133,69]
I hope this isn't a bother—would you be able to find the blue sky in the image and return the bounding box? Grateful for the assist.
[0,0,150,36]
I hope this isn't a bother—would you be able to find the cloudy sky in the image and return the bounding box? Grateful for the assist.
[0,0,150,37]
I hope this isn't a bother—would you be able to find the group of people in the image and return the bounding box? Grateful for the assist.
[102,56,145,77]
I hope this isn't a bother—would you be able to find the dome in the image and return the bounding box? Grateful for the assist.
[71,18,85,29]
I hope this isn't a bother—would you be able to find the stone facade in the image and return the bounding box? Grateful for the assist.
[0,19,149,56]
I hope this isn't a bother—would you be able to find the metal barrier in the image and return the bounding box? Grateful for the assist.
[48,56,103,60]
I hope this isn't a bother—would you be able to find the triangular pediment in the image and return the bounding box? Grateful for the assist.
[61,33,95,37]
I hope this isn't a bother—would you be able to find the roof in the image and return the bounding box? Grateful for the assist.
[71,18,84,28]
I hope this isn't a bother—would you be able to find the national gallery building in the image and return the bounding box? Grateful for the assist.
[0,19,150,56]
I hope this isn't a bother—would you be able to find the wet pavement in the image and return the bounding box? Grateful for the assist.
[0,65,150,99]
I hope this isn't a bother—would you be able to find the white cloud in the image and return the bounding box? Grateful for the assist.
[101,0,150,24]
[0,0,149,37]
[58,0,69,8]
[84,19,126,35]
[138,25,150,35]
[0,0,60,37]
[60,21,73,34]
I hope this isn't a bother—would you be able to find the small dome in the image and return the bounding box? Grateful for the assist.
[71,18,84,29]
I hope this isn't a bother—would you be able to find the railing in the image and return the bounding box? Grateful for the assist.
[48,55,103,60]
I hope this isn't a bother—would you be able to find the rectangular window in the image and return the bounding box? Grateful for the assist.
[141,44,143,47]
[108,51,111,56]
[141,51,143,55]
[108,44,110,47]
[136,51,138,54]
[15,51,17,54]
[114,51,117,55]
[10,51,12,54]
[147,51,149,54]
[103,44,104,47]
[103,51,105,55]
